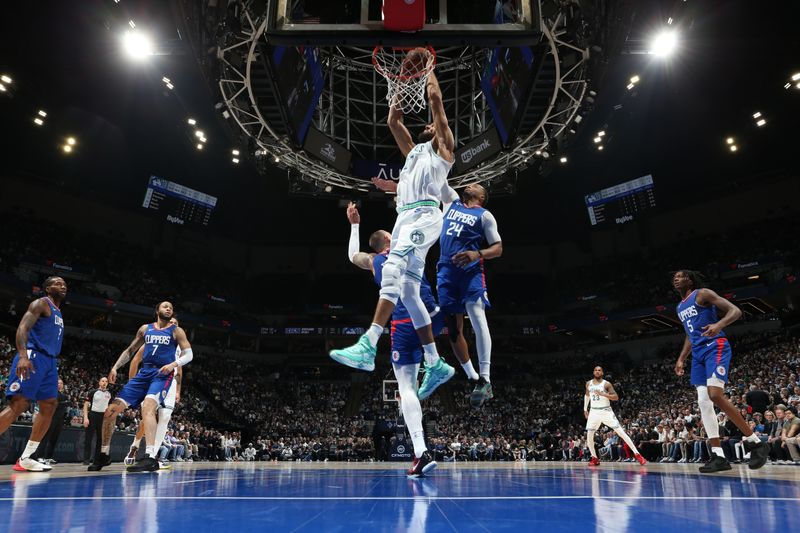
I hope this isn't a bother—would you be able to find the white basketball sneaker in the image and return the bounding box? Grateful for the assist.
[13,457,53,472]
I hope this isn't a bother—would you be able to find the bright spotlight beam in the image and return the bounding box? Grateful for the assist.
[650,30,678,57]
[122,30,155,60]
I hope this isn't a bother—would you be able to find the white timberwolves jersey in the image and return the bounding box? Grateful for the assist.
[588,380,611,409]
[396,141,454,209]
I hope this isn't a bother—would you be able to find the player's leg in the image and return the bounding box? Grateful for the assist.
[438,266,479,380]
[702,340,769,469]
[86,399,126,471]
[444,314,479,379]
[585,412,601,465]
[586,430,598,461]
[0,396,30,435]
[126,418,147,466]
[11,354,57,471]
[609,423,645,464]
[153,384,176,468]
[394,360,437,477]
[14,397,56,472]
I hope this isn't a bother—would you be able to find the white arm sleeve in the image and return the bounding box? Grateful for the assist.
[442,186,459,213]
[482,210,501,244]
[348,224,360,262]
[176,348,193,367]
[584,394,590,411]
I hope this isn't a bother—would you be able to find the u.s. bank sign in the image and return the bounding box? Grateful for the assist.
[454,127,502,175]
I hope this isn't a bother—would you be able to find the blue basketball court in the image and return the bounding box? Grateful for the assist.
[0,462,797,532]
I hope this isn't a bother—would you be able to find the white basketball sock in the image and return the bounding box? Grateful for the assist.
[461,360,479,380]
[394,363,427,458]
[146,445,156,458]
[422,343,440,366]
[21,440,39,460]
[586,431,597,458]
[154,407,173,454]
[101,445,110,454]
[466,299,491,381]
[712,446,725,458]
[366,323,383,346]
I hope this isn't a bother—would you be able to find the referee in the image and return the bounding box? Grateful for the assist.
[83,377,111,465]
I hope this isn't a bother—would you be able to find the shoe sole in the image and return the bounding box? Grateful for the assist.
[469,387,493,408]
[418,366,456,400]
[328,351,375,372]
[421,460,437,475]
[699,465,732,473]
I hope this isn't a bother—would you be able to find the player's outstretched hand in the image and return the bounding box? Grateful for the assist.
[346,202,360,224]
[108,368,118,384]
[372,177,398,193]
[701,322,722,337]
[159,362,176,375]
[674,359,685,377]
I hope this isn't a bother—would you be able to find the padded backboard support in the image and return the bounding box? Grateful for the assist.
[383,0,426,32]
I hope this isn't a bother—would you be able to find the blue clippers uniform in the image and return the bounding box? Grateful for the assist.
[117,323,178,408]
[7,297,63,401]
[373,253,445,366]
[676,289,731,386]
[437,201,493,313]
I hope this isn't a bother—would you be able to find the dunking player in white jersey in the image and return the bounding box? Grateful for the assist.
[125,317,183,469]
[331,48,459,394]
[584,366,646,466]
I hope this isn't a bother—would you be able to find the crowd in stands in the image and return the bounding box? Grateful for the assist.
[2,325,797,466]
[2,209,798,337]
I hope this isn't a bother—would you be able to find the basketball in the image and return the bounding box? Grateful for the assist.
[401,48,431,78]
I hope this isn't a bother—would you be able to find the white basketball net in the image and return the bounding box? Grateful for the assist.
[373,46,436,114]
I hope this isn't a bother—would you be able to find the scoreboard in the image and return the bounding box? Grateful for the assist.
[142,175,217,227]
[584,174,656,226]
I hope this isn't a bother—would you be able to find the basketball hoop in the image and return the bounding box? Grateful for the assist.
[373,46,436,114]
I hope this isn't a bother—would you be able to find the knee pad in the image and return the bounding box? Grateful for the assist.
[445,314,461,343]
[378,257,403,304]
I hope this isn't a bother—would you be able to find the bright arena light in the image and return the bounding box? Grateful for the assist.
[752,111,761,119]
[232,149,240,156]
[593,137,601,143]
[62,145,73,153]
[33,117,44,126]
[792,73,800,81]
[0,84,6,92]
[38,110,47,117]
[66,137,76,146]
[195,130,204,138]
[187,118,196,125]
[729,145,738,152]
[122,30,154,60]
[598,145,604,151]
[232,158,240,164]
[756,118,766,127]
[630,75,640,84]
[650,30,678,57]
[0,75,11,84]
[559,156,567,163]
[196,143,203,150]
[726,137,734,145]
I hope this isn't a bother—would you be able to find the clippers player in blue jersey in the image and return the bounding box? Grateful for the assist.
[342,202,455,476]
[0,276,66,472]
[88,301,193,472]
[672,270,769,473]
[438,184,502,407]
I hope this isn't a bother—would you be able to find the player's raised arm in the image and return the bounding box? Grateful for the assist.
[13,299,49,380]
[387,96,414,158]
[426,70,454,162]
[110,324,147,383]
[346,202,374,271]
[696,288,742,336]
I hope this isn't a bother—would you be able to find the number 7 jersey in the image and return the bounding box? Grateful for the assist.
[676,289,725,351]
[142,322,178,367]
